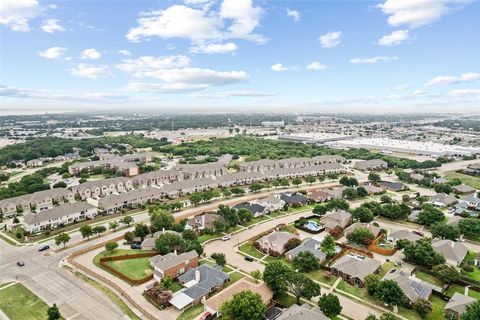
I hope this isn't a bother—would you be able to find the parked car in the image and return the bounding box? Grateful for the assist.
[200,311,213,320]
[16,261,25,267]
[38,245,50,252]
[130,244,142,249]
[412,230,424,237]
[221,235,231,241]
[244,256,254,262]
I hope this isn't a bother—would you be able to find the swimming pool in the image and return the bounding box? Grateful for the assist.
[304,220,323,232]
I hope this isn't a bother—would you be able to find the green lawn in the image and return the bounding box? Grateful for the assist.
[177,303,204,320]
[337,280,366,299]
[445,171,480,189]
[461,252,480,281]
[245,215,270,226]
[238,243,265,259]
[0,283,63,320]
[306,269,338,286]
[226,272,245,287]
[197,233,222,243]
[427,295,447,320]
[414,270,444,287]
[446,284,480,299]
[169,281,183,293]
[106,257,153,280]
[269,211,287,218]
[275,294,296,307]
[377,262,395,278]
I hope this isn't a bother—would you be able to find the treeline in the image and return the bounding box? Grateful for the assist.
[160,136,450,169]
[0,135,169,166]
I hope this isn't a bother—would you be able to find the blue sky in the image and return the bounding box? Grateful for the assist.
[0,0,479,114]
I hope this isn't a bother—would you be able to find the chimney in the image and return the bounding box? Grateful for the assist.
[451,241,455,248]
[195,270,200,282]
[174,249,177,255]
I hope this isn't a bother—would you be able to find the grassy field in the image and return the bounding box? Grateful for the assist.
[105,257,153,280]
[445,171,480,189]
[0,283,63,320]
[306,269,338,286]
[446,283,480,299]
[197,233,222,243]
[177,303,204,320]
[414,270,444,287]
[238,243,265,259]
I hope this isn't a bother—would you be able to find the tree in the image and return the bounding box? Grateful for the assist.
[375,280,405,306]
[80,225,93,240]
[211,252,226,267]
[237,208,253,224]
[184,239,203,255]
[47,304,61,320]
[432,264,460,284]
[365,274,380,296]
[124,231,134,242]
[263,261,292,297]
[53,181,67,188]
[284,238,302,252]
[313,204,328,215]
[380,195,392,203]
[434,184,453,194]
[461,301,480,320]
[431,222,460,241]
[321,234,336,258]
[217,205,240,227]
[150,209,174,231]
[134,223,149,241]
[54,233,71,248]
[105,241,119,256]
[326,199,349,211]
[189,193,203,206]
[286,272,321,304]
[318,293,342,318]
[352,207,374,223]
[357,186,368,198]
[93,225,106,237]
[380,314,400,320]
[305,176,316,184]
[292,178,302,186]
[380,203,410,220]
[250,183,263,192]
[342,187,358,200]
[368,173,381,184]
[292,251,320,272]
[230,187,245,195]
[120,215,133,226]
[340,176,358,187]
[417,204,445,226]
[403,238,445,268]
[458,218,480,238]
[346,227,375,246]
[222,188,232,197]
[109,221,119,231]
[414,299,432,319]
[251,270,262,283]
[155,232,184,254]
[220,290,266,320]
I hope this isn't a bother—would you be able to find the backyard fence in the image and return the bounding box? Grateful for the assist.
[99,252,158,286]
[368,234,396,256]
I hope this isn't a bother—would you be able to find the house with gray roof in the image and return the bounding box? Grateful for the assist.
[354,159,388,171]
[344,222,381,238]
[444,293,476,319]
[141,229,181,250]
[215,171,265,187]
[150,250,199,281]
[98,187,164,213]
[323,186,348,199]
[379,181,408,191]
[432,239,469,266]
[177,162,227,179]
[459,194,480,210]
[131,169,182,188]
[276,303,329,320]
[159,178,218,198]
[187,213,225,231]
[23,202,96,233]
[233,202,267,218]
[386,229,422,245]
[254,195,285,212]
[453,184,476,195]
[382,269,433,304]
[285,238,326,263]
[256,231,299,256]
[430,193,458,207]
[331,254,381,287]
[72,177,133,199]
[320,210,352,231]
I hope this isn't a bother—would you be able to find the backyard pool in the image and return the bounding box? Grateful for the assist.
[304,221,323,232]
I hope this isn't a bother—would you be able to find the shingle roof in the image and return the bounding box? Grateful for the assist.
[432,239,468,265]
[285,238,326,261]
[150,250,198,272]
[382,269,433,302]
[72,177,130,192]
[445,293,476,314]
[23,202,96,225]
[276,303,329,320]
[331,255,381,281]
[178,264,228,299]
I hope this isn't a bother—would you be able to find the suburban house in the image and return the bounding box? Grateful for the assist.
[344,222,381,238]
[432,239,469,266]
[323,186,348,199]
[187,213,225,231]
[379,181,408,192]
[362,184,385,195]
[159,178,218,198]
[444,293,476,319]
[430,193,458,207]
[71,177,133,199]
[285,238,326,263]
[279,193,309,206]
[204,279,273,317]
[98,187,164,213]
[433,177,449,184]
[233,202,267,218]
[256,231,299,256]
[465,163,480,175]
[276,303,329,320]
[0,188,75,217]
[353,159,388,171]
[382,269,434,304]
[307,190,332,203]
[254,195,285,212]
[453,184,476,195]
[386,229,422,245]
[459,194,480,210]
[330,254,381,287]
[170,264,229,310]
[410,173,424,182]
[141,229,181,250]
[320,210,352,231]
[22,202,97,233]
[150,250,199,282]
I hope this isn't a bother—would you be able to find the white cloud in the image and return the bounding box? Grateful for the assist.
[393,84,411,90]
[350,56,399,64]
[271,63,289,72]
[116,55,191,75]
[286,7,300,21]
[378,30,410,46]
[193,90,277,99]
[413,89,427,96]
[118,49,131,56]
[80,48,101,60]
[0,0,40,31]
[426,72,480,86]
[377,0,472,29]
[38,47,66,59]
[191,42,238,54]
[306,62,327,70]
[41,18,65,33]
[318,31,342,48]
[126,0,265,44]
[450,89,480,97]
[70,64,112,79]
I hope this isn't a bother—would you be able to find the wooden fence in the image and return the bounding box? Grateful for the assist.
[99,252,158,286]
[368,234,396,256]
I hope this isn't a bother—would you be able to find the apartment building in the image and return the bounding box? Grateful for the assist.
[353,159,388,171]
[71,177,133,199]
[159,178,218,198]
[131,169,182,188]
[97,187,164,213]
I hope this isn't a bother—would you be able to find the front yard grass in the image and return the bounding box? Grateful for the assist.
[306,269,337,286]
[245,215,270,226]
[336,280,366,299]
[0,283,63,320]
[275,294,296,307]
[226,272,245,287]
[105,257,153,280]
[197,233,222,243]
[445,171,480,189]
[238,242,264,259]
[177,303,204,320]
[414,270,444,287]
[461,251,480,281]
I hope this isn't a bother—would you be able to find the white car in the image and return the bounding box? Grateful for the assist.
[221,235,231,241]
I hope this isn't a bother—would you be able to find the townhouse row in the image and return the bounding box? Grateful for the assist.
[237,155,346,172]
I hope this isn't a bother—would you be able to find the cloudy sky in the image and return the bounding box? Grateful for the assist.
[1,0,479,114]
